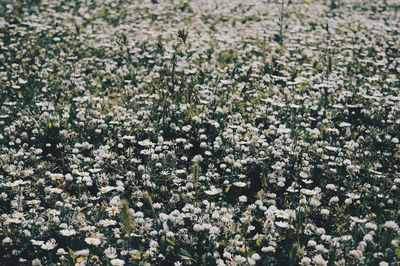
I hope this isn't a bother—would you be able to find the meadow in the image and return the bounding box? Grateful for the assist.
[0,0,399,265]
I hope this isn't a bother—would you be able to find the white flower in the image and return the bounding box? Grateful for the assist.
[138,139,153,147]
[349,250,363,261]
[105,247,117,259]
[325,184,336,191]
[205,186,222,196]
[76,249,90,256]
[274,209,290,219]
[275,221,289,228]
[107,205,120,216]
[209,226,220,235]
[251,253,261,261]
[100,186,116,194]
[312,254,327,266]
[2,237,12,245]
[350,217,367,223]
[391,239,399,248]
[300,257,312,266]
[238,195,247,203]
[41,239,57,250]
[233,181,247,187]
[26,199,41,206]
[191,155,203,163]
[339,122,351,127]
[18,78,28,84]
[31,240,45,246]
[110,259,125,266]
[363,234,373,242]
[60,229,77,236]
[261,246,275,253]
[307,240,317,247]
[277,127,291,134]
[382,221,399,231]
[99,219,117,227]
[193,224,202,232]
[85,237,101,246]
[122,135,136,142]
[57,248,67,255]
[365,222,378,230]
[32,259,42,266]
[300,189,316,196]
[320,209,330,216]
[50,173,63,181]
[329,196,339,204]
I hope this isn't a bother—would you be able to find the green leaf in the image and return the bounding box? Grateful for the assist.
[166,236,176,245]
[178,249,196,261]
[256,235,265,246]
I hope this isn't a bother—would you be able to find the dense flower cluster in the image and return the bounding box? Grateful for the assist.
[1,0,399,265]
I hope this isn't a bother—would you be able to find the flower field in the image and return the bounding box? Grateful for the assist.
[1,0,400,265]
